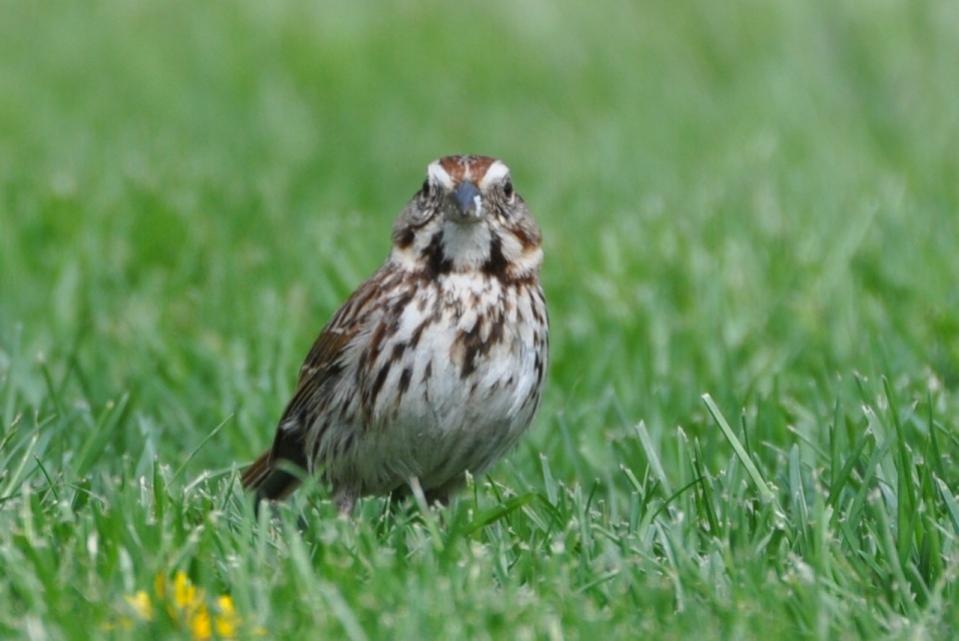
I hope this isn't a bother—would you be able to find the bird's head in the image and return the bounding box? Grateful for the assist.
[391,155,542,281]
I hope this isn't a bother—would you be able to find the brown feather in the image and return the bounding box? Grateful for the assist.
[243,297,365,503]
[240,449,273,490]
[242,155,547,512]
[240,448,301,501]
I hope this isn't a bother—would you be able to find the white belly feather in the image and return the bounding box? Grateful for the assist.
[321,273,545,495]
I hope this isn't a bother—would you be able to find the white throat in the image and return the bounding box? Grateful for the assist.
[441,221,492,271]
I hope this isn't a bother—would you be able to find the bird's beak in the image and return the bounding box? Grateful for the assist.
[451,181,483,222]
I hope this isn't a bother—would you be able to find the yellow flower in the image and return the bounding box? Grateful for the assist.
[190,603,213,640]
[173,571,200,611]
[117,571,252,640]
[183,595,240,640]
[124,590,154,621]
[215,596,239,638]
[116,570,258,641]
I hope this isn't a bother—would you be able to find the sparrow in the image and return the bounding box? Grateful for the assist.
[242,155,548,514]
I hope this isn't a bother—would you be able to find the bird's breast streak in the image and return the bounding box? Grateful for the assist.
[372,280,535,445]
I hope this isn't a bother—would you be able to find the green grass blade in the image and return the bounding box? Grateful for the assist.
[702,393,777,505]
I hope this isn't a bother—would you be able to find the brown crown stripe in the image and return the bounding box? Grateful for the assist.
[438,155,497,183]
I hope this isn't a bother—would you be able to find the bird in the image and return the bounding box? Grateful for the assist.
[241,155,548,514]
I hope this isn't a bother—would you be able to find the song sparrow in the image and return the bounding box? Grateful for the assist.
[242,155,548,513]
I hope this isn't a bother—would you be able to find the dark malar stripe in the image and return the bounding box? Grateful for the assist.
[423,231,452,277]
[481,235,508,279]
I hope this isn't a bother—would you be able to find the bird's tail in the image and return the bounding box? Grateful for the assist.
[241,450,301,502]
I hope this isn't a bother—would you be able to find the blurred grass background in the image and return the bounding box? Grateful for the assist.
[2,1,959,639]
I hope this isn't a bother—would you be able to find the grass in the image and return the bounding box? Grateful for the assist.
[2,1,959,638]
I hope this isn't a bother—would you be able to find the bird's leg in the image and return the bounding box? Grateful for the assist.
[426,475,467,508]
[424,488,451,507]
[333,489,356,517]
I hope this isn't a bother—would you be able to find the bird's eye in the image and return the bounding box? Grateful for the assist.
[503,180,514,199]
[421,180,430,197]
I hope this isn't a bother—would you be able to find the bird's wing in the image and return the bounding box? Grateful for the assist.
[242,275,384,498]
[278,326,354,431]
[278,268,391,431]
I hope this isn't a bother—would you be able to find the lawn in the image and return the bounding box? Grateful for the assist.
[2,1,959,639]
